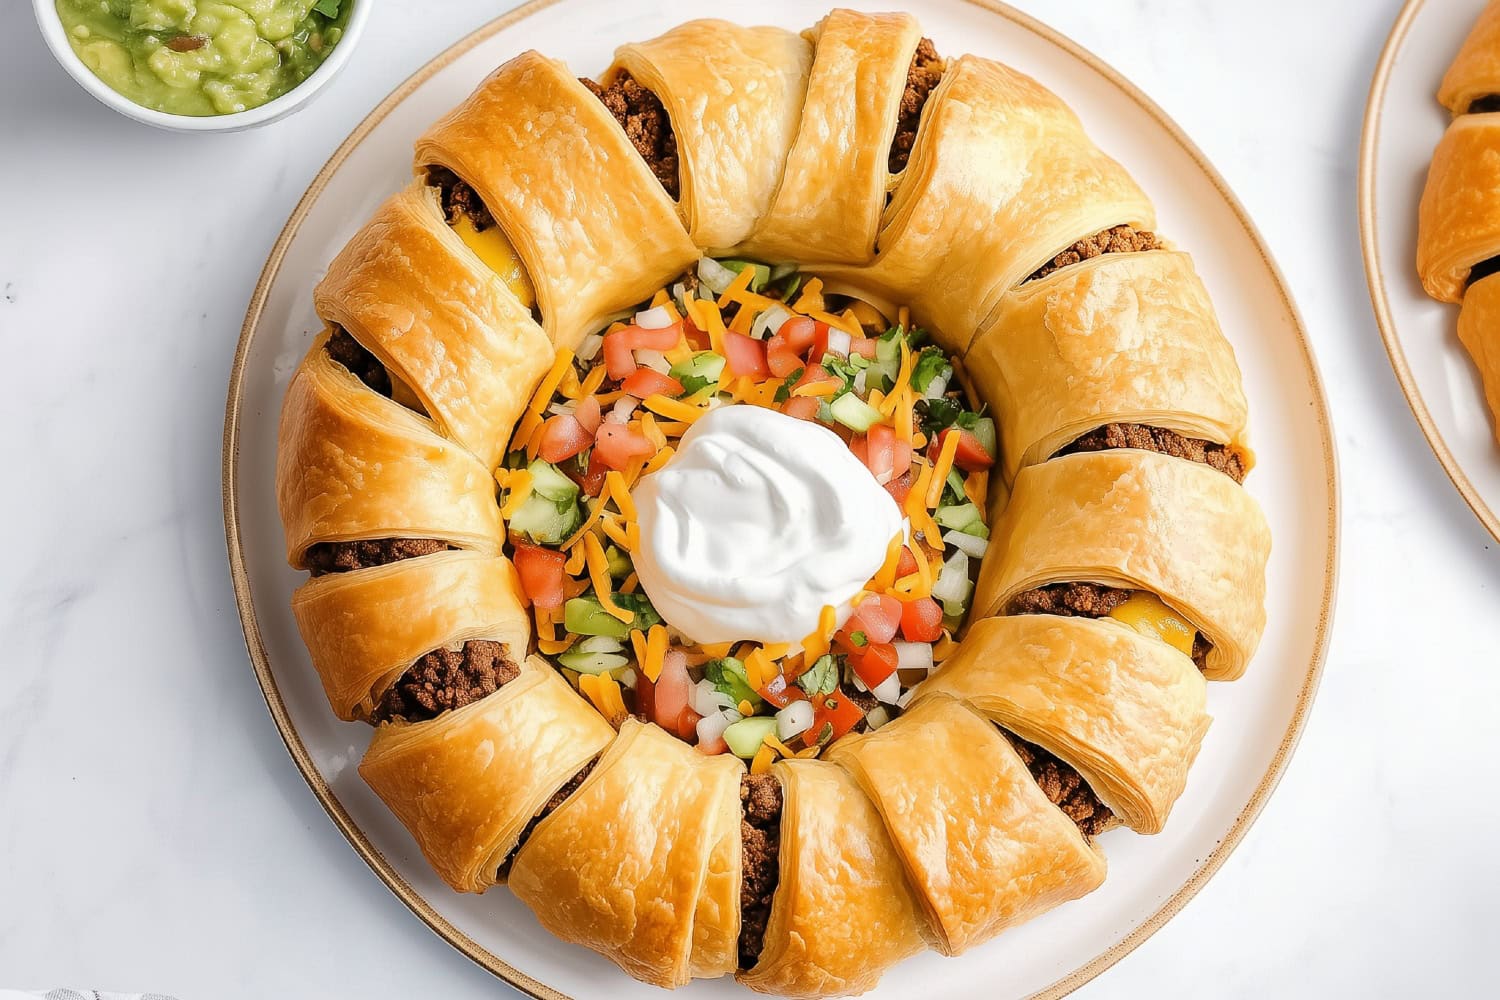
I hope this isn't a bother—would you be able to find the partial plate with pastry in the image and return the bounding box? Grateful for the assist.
[1364,0,1500,540]
[225,1,1338,997]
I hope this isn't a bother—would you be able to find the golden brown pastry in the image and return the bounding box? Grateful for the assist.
[612,20,813,254]
[413,51,699,351]
[312,182,553,469]
[1439,1,1500,115]
[913,616,1210,834]
[746,10,924,263]
[971,449,1270,681]
[1417,115,1500,303]
[828,695,1106,957]
[274,331,504,567]
[738,759,929,998]
[508,719,745,988]
[964,249,1251,483]
[359,657,614,893]
[1459,272,1500,442]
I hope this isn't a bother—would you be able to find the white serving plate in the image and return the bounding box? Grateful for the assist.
[1362,0,1500,540]
[224,1,1338,996]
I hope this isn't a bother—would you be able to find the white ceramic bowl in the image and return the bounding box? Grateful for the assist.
[32,0,370,133]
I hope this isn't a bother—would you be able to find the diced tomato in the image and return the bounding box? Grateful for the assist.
[767,345,802,378]
[780,395,821,421]
[848,434,868,466]
[593,423,655,470]
[576,450,609,497]
[808,321,839,362]
[603,322,683,380]
[848,594,902,644]
[620,368,684,399]
[722,330,769,380]
[899,596,945,642]
[651,651,691,730]
[697,733,729,755]
[930,427,996,472]
[758,672,807,709]
[634,668,655,721]
[896,545,918,578]
[537,414,593,464]
[884,469,913,505]
[677,707,703,742]
[851,641,898,689]
[860,423,911,485]
[770,315,816,355]
[573,395,602,434]
[809,689,866,744]
[682,317,711,351]
[849,336,879,359]
[512,541,566,610]
[793,364,839,393]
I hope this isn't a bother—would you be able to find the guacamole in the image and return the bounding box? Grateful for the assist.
[55,0,351,117]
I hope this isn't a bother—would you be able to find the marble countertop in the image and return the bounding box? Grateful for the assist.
[1,0,1495,996]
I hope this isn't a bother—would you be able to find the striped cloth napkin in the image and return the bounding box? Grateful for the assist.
[1,992,179,1000]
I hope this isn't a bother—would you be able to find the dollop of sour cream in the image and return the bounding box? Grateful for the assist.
[631,405,904,645]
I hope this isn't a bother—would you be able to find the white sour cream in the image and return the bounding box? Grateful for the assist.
[631,405,903,645]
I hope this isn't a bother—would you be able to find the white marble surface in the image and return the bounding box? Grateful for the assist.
[0,1,1495,997]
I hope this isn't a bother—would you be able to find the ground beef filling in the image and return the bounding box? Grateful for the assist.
[1469,95,1500,114]
[890,38,944,174]
[326,326,391,397]
[1057,423,1246,483]
[1027,225,1160,283]
[427,165,496,231]
[1009,582,1211,669]
[738,773,783,970]
[305,537,451,577]
[582,73,680,199]
[371,640,520,724]
[497,759,598,878]
[1005,732,1117,838]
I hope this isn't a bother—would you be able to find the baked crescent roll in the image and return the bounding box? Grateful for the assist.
[964,249,1251,483]
[612,20,813,254]
[1439,1,1500,115]
[828,694,1106,957]
[746,10,923,264]
[825,55,1154,352]
[1417,115,1500,303]
[275,332,504,567]
[1459,271,1500,442]
[508,719,745,988]
[290,550,529,721]
[413,51,698,350]
[312,182,553,469]
[971,450,1270,681]
[913,616,1210,834]
[738,759,928,998]
[358,657,614,893]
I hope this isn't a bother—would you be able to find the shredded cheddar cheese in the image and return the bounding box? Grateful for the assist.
[927,429,961,508]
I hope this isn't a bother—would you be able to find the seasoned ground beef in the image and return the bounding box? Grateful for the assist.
[1469,95,1500,114]
[1057,423,1246,483]
[582,73,680,199]
[1027,225,1160,282]
[326,326,391,397]
[839,683,882,734]
[1009,582,1210,670]
[1005,732,1117,838]
[890,38,944,174]
[372,640,520,724]
[305,537,451,577]
[739,774,782,970]
[498,759,598,878]
[427,165,496,231]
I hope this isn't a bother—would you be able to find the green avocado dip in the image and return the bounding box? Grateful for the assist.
[55,0,352,117]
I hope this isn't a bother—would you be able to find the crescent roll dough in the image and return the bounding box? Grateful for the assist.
[1459,271,1500,443]
[738,759,928,998]
[275,333,503,566]
[612,20,813,254]
[965,249,1250,483]
[508,719,744,988]
[828,695,1105,956]
[746,10,923,263]
[313,182,552,469]
[914,616,1210,834]
[1439,1,1500,114]
[971,450,1270,681]
[1417,115,1500,303]
[414,51,698,350]
[290,550,529,721]
[358,658,614,893]
[824,55,1154,352]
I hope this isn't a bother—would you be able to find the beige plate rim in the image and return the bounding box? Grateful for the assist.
[222,1,1340,997]
[1359,0,1500,542]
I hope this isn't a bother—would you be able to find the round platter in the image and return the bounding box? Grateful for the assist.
[223,1,1339,996]
[1362,0,1500,541]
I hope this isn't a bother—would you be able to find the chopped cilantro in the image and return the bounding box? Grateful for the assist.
[909,347,951,395]
[799,654,840,697]
[705,657,761,706]
[678,373,713,395]
[312,0,342,16]
[773,367,804,403]
[916,396,964,435]
[849,630,868,648]
[610,592,661,631]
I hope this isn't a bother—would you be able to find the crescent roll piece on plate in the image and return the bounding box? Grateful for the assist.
[737,759,929,998]
[1417,114,1500,303]
[359,657,615,893]
[913,616,1210,834]
[274,332,505,566]
[611,20,813,254]
[1458,272,1500,440]
[964,249,1251,484]
[312,181,553,470]
[508,719,745,989]
[828,694,1106,957]
[972,449,1270,681]
[1439,0,1500,115]
[414,50,698,350]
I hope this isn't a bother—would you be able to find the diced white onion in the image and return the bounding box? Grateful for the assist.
[942,529,989,559]
[692,678,736,717]
[617,668,637,689]
[577,333,604,361]
[931,549,972,605]
[697,710,733,746]
[871,671,902,704]
[606,396,639,424]
[852,368,868,395]
[825,327,852,358]
[865,705,892,731]
[750,304,794,341]
[671,282,689,311]
[635,348,672,374]
[775,700,815,741]
[697,257,737,294]
[545,400,577,417]
[577,635,624,654]
[893,641,934,675]
[635,304,674,329]
[896,687,918,709]
[924,372,950,399]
